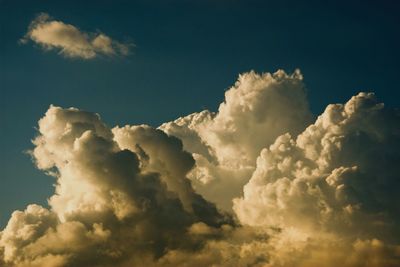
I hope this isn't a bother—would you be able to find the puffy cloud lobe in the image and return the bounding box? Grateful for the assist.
[21,13,132,59]
[162,69,312,169]
[161,70,313,210]
[112,125,229,221]
[0,106,231,267]
[201,69,313,168]
[112,125,196,211]
[233,92,400,266]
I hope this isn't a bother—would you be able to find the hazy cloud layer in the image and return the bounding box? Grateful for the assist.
[1,70,399,266]
[21,13,132,59]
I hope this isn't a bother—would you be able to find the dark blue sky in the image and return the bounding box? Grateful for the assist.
[1,0,399,227]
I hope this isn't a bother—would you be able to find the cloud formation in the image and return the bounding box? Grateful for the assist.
[21,13,132,59]
[0,106,231,267]
[232,92,400,266]
[160,70,313,210]
[1,70,400,266]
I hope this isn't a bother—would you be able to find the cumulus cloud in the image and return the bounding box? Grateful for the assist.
[160,70,313,210]
[1,70,400,266]
[21,13,132,59]
[0,106,231,267]
[232,92,400,266]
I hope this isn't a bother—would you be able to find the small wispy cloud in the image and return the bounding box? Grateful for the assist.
[21,13,133,59]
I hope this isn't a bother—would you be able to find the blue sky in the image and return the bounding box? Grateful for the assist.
[1,0,400,228]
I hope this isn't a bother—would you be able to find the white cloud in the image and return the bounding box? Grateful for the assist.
[160,69,313,210]
[232,92,400,266]
[21,13,132,59]
[0,105,231,267]
[1,70,400,266]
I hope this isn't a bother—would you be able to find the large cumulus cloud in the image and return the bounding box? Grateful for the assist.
[160,70,313,210]
[1,69,400,267]
[232,92,400,266]
[0,106,231,267]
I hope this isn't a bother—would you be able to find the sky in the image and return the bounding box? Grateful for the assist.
[0,1,400,266]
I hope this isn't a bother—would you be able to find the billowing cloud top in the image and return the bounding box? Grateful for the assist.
[1,70,400,267]
[21,13,132,59]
